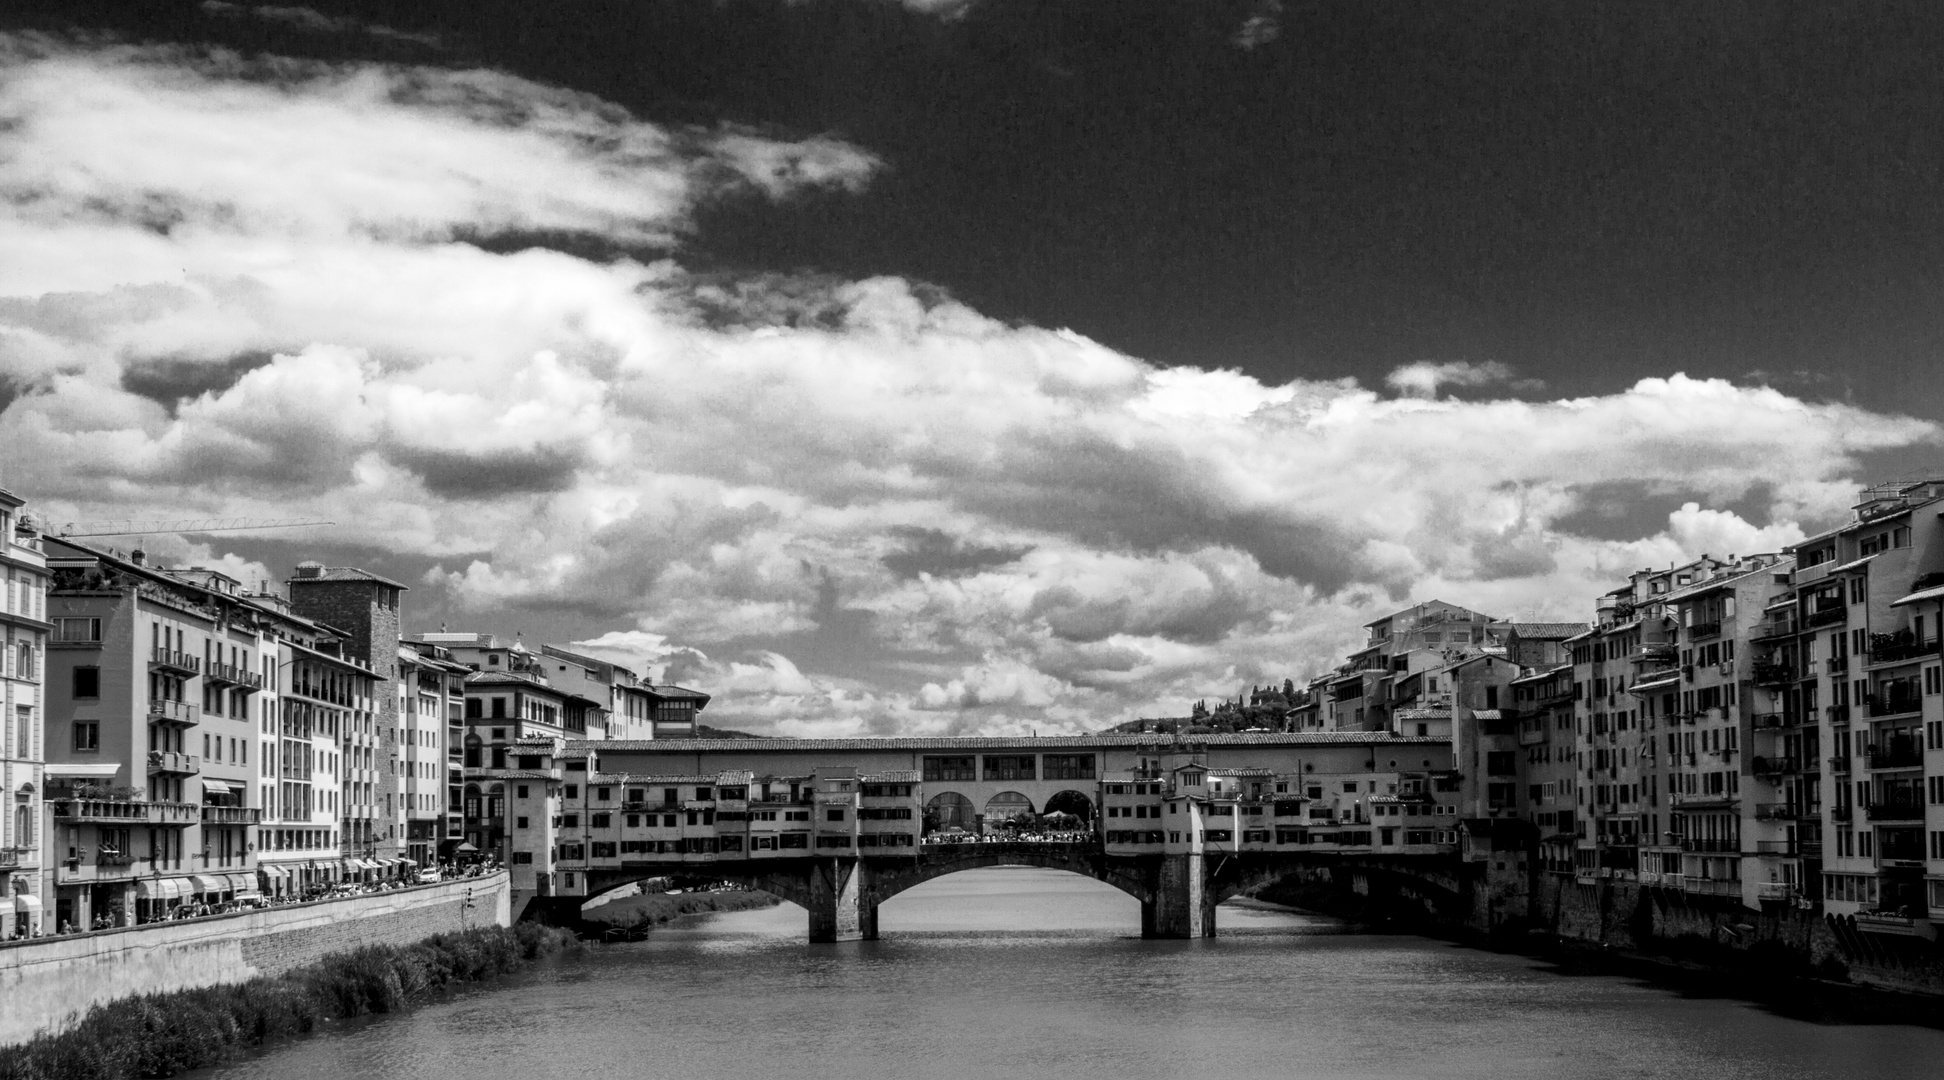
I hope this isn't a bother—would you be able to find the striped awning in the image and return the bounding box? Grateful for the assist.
[187,875,222,894]
[136,878,184,900]
[257,865,289,881]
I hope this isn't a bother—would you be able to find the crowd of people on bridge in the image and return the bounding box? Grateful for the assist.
[922,830,1096,845]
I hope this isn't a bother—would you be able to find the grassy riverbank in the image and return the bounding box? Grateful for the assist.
[581,890,781,933]
[0,923,579,1080]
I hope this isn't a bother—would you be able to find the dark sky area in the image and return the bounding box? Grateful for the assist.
[17,0,1944,420]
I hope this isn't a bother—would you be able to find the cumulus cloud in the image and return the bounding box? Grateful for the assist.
[2,34,1938,735]
[1385,359,1517,397]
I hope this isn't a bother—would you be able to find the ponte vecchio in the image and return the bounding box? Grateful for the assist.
[492,733,1530,940]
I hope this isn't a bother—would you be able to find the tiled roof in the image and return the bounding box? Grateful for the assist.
[1393,708,1451,720]
[1891,584,1944,608]
[1510,622,1589,640]
[290,566,409,589]
[581,732,1449,753]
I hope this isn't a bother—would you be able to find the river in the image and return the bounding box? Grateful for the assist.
[200,868,1944,1080]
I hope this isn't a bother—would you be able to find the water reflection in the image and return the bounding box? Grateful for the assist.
[203,867,1944,1080]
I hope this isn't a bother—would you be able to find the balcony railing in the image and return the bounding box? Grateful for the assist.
[1865,800,1924,822]
[1751,755,1800,775]
[1687,620,1723,640]
[1752,803,1806,821]
[1751,713,1787,729]
[1827,704,1850,725]
[147,750,201,775]
[1867,635,1939,666]
[1679,838,1740,853]
[51,799,200,825]
[149,647,202,676]
[1752,619,1797,640]
[1865,745,1923,770]
[1867,695,1922,718]
[1826,656,1849,676]
[1829,755,1853,774]
[1670,791,1736,808]
[204,661,265,691]
[1683,877,1743,896]
[1751,661,1796,686]
[1806,605,1847,628]
[1753,839,1819,855]
[200,805,263,825]
[147,698,200,726]
[1755,882,1800,901]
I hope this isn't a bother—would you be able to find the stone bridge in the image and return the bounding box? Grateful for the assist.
[524,841,1487,941]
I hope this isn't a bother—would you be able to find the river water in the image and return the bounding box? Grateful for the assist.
[202,868,1944,1080]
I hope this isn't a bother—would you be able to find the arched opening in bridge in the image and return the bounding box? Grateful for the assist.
[1042,789,1094,827]
[924,792,976,835]
[878,866,1140,934]
[982,792,1034,834]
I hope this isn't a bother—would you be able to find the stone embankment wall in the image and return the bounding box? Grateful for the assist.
[0,872,510,1046]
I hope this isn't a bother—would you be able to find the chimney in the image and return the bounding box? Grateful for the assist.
[294,561,325,579]
[130,549,146,567]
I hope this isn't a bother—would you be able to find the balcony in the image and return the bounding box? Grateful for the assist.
[52,798,200,826]
[1827,704,1851,725]
[1679,838,1740,853]
[1855,912,1926,937]
[1670,791,1736,809]
[204,661,265,691]
[1751,661,1796,686]
[1687,620,1723,640]
[1830,805,1853,822]
[147,750,201,775]
[1683,877,1743,897]
[146,698,200,727]
[1751,755,1800,776]
[1752,803,1806,821]
[1755,882,1801,901]
[1752,619,1797,641]
[1867,695,1922,718]
[149,647,202,677]
[1829,755,1853,775]
[201,805,263,825]
[1751,713,1788,729]
[1753,839,1818,855]
[1867,635,1939,666]
[1826,656,1849,676]
[1806,605,1848,628]
[1865,800,1924,822]
[1866,745,1924,770]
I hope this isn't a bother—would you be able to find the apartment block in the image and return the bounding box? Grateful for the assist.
[0,491,48,939]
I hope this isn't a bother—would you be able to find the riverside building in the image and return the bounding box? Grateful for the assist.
[0,491,48,939]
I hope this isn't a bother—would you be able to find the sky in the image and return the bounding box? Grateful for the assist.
[2,1,1942,735]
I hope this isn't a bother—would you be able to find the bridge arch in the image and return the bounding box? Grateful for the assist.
[982,791,1035,830]
[1041,789,1094,825]
[925,791,976,833]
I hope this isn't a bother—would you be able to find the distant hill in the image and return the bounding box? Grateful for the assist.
[694,724,765,739]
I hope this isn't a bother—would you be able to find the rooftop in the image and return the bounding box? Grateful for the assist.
[581,732,1451,753]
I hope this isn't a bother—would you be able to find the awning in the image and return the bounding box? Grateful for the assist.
[13,895,41,914]
[136,878,184,900]
[187,875,222,894]
[200,778,240,794]
[44,763,121,779]
[397,857,418,867]
[257,865,288,881]
[226,873,261,897]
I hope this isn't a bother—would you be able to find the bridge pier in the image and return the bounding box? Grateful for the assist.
[807,857,878,942]
[1144,852,1216,938]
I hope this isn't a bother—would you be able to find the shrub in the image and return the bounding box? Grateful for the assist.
[0,926,577,1080]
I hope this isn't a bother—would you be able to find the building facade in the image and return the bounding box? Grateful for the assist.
[0,491,48,938]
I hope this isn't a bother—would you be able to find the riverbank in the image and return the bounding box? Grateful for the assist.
[1246,877,1944,1027]
[0,923,579,1080]
[579,890,781,937]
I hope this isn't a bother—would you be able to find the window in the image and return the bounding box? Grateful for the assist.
[54,617,100,642]
[73,721,99,751]
[516,785,529,798]
[72,666,100,699]
[591,813,611,828]
[1042,754,1096,780]
[922,755,976,781]
[983,755,1036,781]
[826,808,845,822]
[516,816,529,829]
